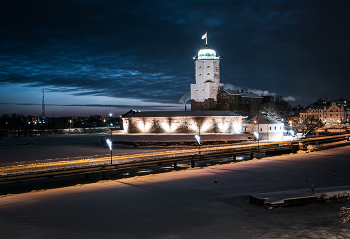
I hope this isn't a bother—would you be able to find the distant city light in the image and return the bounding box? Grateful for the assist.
[236,156,244,160]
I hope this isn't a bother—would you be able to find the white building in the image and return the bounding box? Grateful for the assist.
[243,114,284,141]
[122,111,245,134]
[300,101,350,125]
[191,44,223,111]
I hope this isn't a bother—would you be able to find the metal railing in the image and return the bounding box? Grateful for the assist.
[1,134,349,180]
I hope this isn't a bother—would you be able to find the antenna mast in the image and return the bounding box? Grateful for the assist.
[41,89,46,117]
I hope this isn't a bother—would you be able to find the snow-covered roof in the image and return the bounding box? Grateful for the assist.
[122,111,242,118]
[245,114,282,125]
[222,89,263,98]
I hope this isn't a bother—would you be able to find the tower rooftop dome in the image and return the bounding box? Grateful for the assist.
[262,90,270,96]
[198,45,219,60]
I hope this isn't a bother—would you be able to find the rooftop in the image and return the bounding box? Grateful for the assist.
[122,111,242,118]
[222,89,263,98]
[246,114,282,124]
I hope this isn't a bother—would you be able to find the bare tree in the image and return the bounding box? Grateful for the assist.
[301,115,324,134]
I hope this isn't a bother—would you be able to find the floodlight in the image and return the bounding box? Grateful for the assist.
[106,139,112,151]
[194,134,201,145]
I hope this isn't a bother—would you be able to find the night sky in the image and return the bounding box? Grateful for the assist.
[1,0,350,117]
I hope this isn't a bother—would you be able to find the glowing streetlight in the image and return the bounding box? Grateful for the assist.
[106,139,113,165]
[254,120,260,152]
[194,134,201,155]
[69,120,72,132]
[109,113,113,140]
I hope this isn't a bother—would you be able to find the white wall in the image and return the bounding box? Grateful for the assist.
[191,59,222,102]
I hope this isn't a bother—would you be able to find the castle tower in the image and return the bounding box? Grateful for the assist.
[191,35,223,111]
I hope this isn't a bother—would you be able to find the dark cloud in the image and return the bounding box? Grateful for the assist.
[1,0,350,116]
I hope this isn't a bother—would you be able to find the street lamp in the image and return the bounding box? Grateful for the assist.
[106,138,113,165]
[195,134,201,155]
[69,120,72,132]
[289,120,294,139]
[338,119,341,134]
[254,120,260,152]
[109,113,113,140]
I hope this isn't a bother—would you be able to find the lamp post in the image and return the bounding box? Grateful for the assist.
[338,119,341,134]
[194,123,201,156]
[254,120,259,152]
[195,134,201,156]
[289,120,294,140]
[69,120,72,132]
[106,139,113,165]
[109,113,113,141]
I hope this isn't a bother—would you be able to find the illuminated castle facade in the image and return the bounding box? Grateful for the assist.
[191,40,270,118]
[191,45,223,111]
[120,35,269,134]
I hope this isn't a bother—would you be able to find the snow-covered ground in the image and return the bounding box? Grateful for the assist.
[0,140,350,238]
[0,134,201,163]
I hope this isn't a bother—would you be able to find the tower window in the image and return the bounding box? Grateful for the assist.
[207,65,210,68]
[199,73,201,76]
[207,73,210,75]
[198,66,201,68]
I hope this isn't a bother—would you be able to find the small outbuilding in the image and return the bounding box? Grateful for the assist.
[243,113,284,141]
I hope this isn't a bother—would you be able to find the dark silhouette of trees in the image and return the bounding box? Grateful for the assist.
[260,96,293,120]
[301,115,324,133]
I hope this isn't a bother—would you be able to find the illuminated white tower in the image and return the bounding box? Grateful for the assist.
[191,35,223,111]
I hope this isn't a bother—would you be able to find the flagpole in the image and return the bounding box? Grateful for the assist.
[206,32,208,45]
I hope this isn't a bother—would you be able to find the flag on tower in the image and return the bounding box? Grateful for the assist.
[201,32,207,40]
